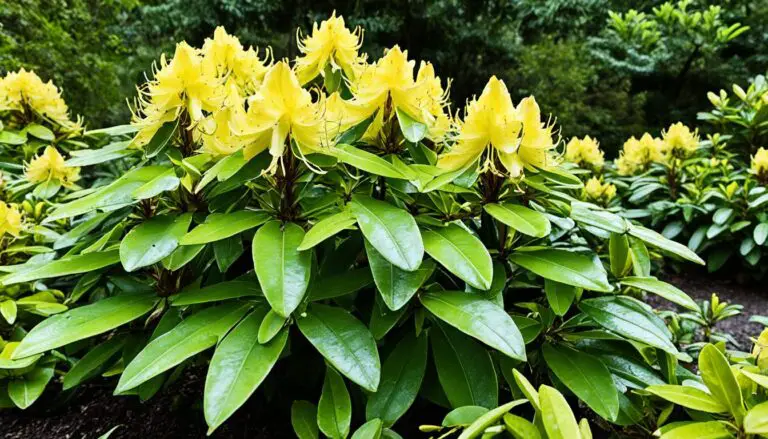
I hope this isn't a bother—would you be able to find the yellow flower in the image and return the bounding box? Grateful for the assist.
[436,76,555,178]
[751,147,768,176]
[201,27,271,94]
[342,46,450,143]
[0,201,22,239]
[132,42,224,148]
[615,133,664,175]
[584,177,616,203]
[0,69,80,130]
[198,85,249,156]
[661,122,699,158]
[565,135,604,169]
[295,12,364,85]
[25,146,80,186]
[231,61,327,172]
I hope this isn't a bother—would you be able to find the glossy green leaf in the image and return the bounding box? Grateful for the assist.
[420,290,525,360]
[422,224,492,290]
[366,333,428,426]
[430,323,497,409]
[620,277,698,311]
[660,421,733,439]
[63,336,126,390]
[253,221,312,317]
[351,419,383,439]
[213,235,243,272]
[544,280,577,316]
[543,344,618,421]
[13,294,156,359]
[120,214,192,272]
[205,308,288,433]
[132,169,180,200]
[335,144,407,179]
[745,401,768,434]
[629,237,651,277]
[162,244,205,271]
[442,406,489,427]
[366,240,434,311]
[609,233,631,278]
[484,203,551,238]
[539,385,580,439]
[143,120,177,158]
[116,303,250,393]
[396,108,427,143]
[509,249,612,292]
[754,223,768,246]
[292,401,319,439]
[170,280,261,306]
[26,123,55,141]
[628,224,704,265]
[8,367,54,409]
[457,399,528,439]
[699,344,744,420]
[298,210,357,250]
[503,414,541,439]
[570,203,628,234]
[2,250,120,285]
[258,309,287,344]
[181,211,269,245]
[297,304,380,392]
[349,195,423,272]
[645,384,727,413]
[318,366,352,439]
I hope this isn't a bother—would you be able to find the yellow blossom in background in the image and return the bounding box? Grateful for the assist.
[584,177,616,203]
[615,133,665,175]
[231,62,327,172]
[436,76,555,178]
[201,27,271,95]
[661,122,699,158]
[342,46,450,143]
[752,147,768,182]
[565,135,604,169]
[295,12,364,85]
[0,201,22,239]
[25,146,80,186]
[0,69,80,130]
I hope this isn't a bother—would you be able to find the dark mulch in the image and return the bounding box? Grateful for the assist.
[2,270,765,439]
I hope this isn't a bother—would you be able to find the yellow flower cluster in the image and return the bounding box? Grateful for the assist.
[565,136,604,169]
[661,122,699,158]
[0,69,80,130]
[437,77,555,178]
[25,146,80,187]
[752,147,768,181]
[584,177,616,203]
[0,201,22,239]
[615,133,665,175]
[295,12,364,85]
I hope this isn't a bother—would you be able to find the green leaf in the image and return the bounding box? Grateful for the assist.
[484,203,551,238]
[132,169,180,200]
[170,280,261,306]
[754,223,768,246]
[620,277,698,311]
[258,309,287,344]
[660,421,733,439]
[745,401,768,434]
[0,130,26,145]
[349,195,423,272]
[54,211,111,250]
[539,385,581,439]
[645,385,727,413]
[609,233,631,278]
[292,401,319,439]
[2,250,120,285]
[213,235,243,272]
[509,249,612,292]
[65,141,135,167]
[335,144,407,179]
[181,211,269,245]
[297,304,380,392]
[63,336,126,390]
[298,210,357,251]
[712,208,734,225]
[420,291,525,361]
[120,214,192,272]
[741,369,768,389]
[570,202,628,234]
[396,108,427,143]
[544,280,577,316]
[422,224,493,290]
[430,323,498,409]
[8,367,54,409]
[46,166,168,222]
[456,401,527,439]
[143,120,177,158]
[699,344,744,420]
[26,123,55,141]
[628,224,704,265]
[503,414,541,439]
[13,294,156,359]
[162,244,205,271]
[0,300,16,324]
[442,407,489,427]
[204,308,288,433]
[629,237,651,277]
[578,296,677,354]
[366,333,428,426]
[365,240,434,311]
[351,419,383,439]
[116,303,250,393]
[318,366,352,439]
[253,221,312,317]
[542,344,619,421]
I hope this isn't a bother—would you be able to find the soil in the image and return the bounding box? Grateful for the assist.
[2,270,765,439]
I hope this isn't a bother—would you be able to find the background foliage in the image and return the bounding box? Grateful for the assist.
[2,0,766,156]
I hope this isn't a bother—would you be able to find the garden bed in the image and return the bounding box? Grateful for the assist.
[3,270,764,439]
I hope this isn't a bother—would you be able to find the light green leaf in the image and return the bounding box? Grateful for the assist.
[8,367,54,409]
[162,244,205,271]
[366,240,434,311]
[181,211,269,245]
[298,210,357,250]
[442,407,489,427]
[539,385,581,439]
[422,224,492,290]
[351,419,383,439]
[628,224,704,265]
[544,280,577,316]
[297,304,380,392]
[12,294,156,359]
[204,308,288,433]
[503,414,541,439]
[699,344,744,420]
[509,249,612,292]
[396,108,427,143]
[292,401,319,439]
[458,400,528,439]
[620,277,698,311]
[420,291,525,361]
[754,223,768,246]
[2,250,120,285]
[258,309,287,344]
[120,214,192,271]
[26,123,55,141]
[484,203,551,238]
[609,233,631,278]
[132,169,180,200]
[335,144,407,179]
[318,366,352,439]
[253,221,311,317]
[570,202,628,234]
[646,384,727,413]
[741,369,768,389]
[660,421,734,439]
[745,401,768,434]
[349,195,423,272]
